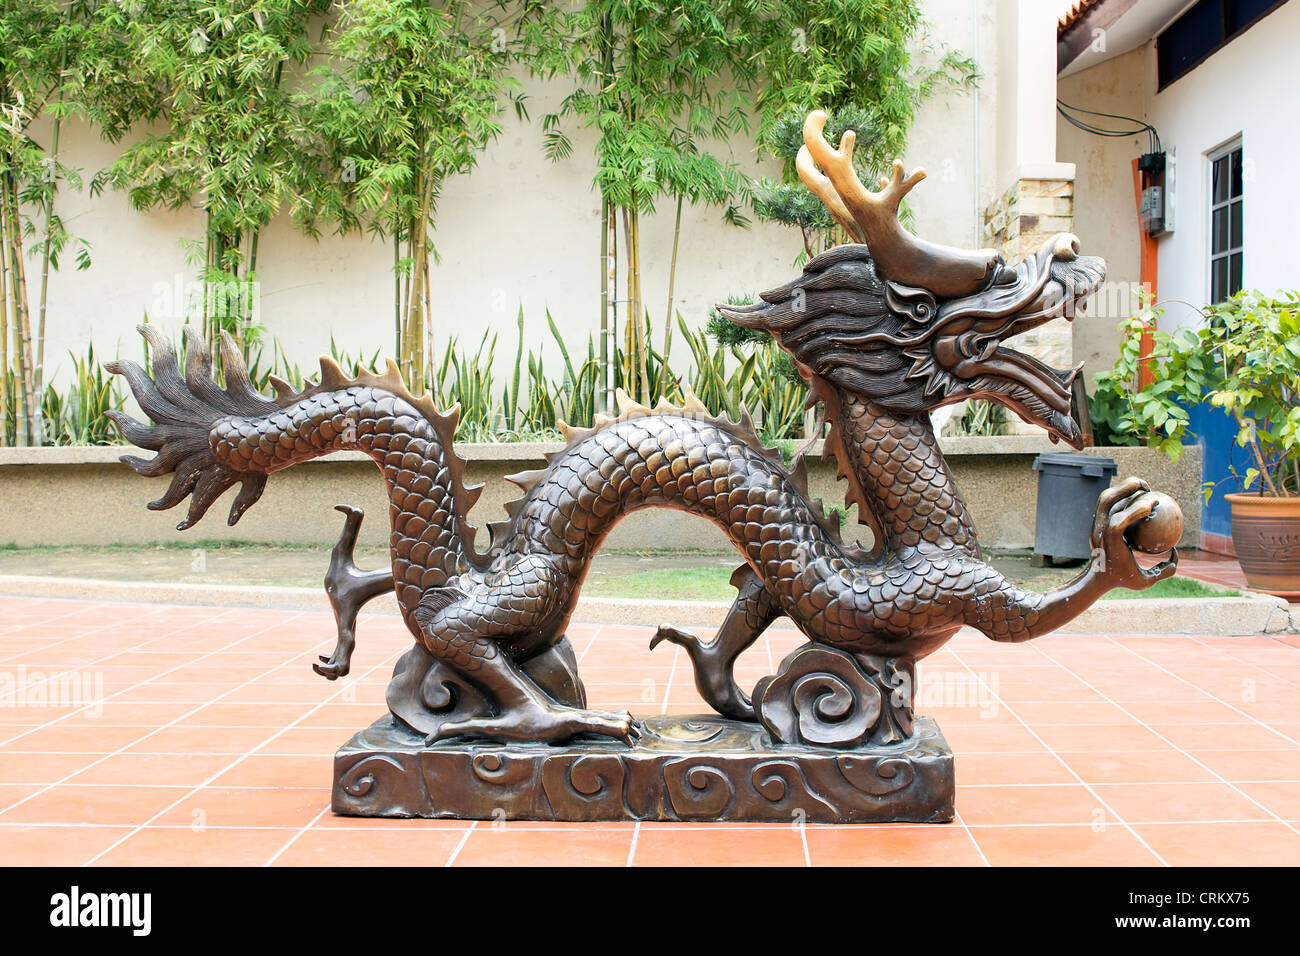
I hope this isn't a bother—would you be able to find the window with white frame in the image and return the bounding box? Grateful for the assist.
[1209,142,1243,303]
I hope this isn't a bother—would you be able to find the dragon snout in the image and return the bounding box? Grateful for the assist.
[1053,233,1081,261]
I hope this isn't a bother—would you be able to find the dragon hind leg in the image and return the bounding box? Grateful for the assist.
[413,573,638,746]
[650,564,781,721]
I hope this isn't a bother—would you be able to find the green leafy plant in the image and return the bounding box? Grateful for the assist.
[950,400,1011,438]
[748,10,978,264]
[1087,376,1144,448]
[1096,291,1300,497]
[520,0,753,406]
[300,0,519,390]
[431,329,499,443]
[41,344,125,445]
[705,300,808,442]
[84,0,332,356]
[1,0,93,446]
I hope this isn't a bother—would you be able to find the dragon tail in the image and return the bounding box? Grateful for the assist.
[106,325,284,530]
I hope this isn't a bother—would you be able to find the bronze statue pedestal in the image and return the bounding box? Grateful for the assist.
[331,714,954,824]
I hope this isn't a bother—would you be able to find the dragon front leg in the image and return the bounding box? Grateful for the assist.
[965,477,1178,643]
[314,505,394,680]
[650,564,781,720]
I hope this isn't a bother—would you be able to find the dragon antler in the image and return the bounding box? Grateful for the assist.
[796,109,1000,298]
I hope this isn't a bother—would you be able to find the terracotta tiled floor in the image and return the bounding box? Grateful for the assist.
[1,595,1298,866]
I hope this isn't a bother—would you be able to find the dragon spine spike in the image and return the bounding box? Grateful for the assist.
[681,384,707,413]
[556,419,597,445]
[504,468,547,492]
[613,388,650,418]
[461,482,485,508]
[318,355,349,389]
[789,456,809,496]
[267,374,296,402]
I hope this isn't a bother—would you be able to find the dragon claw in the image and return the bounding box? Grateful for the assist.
[312,653,350,680]
[650,623,699,653]
[424,702,641,747]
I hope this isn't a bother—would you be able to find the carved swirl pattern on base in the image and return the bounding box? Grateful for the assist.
[332,715,952,823]
[752,644,915,748]
[333,752,426,816]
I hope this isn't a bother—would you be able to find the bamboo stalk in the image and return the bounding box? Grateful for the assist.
[620,204,632,393]
[393,234,402,360]
[631,203,648,400]
[599,195,609,414]
[422,249,432,393]
[403,171,434,391]
[662,194,681,361]
[35,106,61,410]
[0,182,10,447]
[5,177,39,445]
[247,225,261,355]
[202,208,214,351]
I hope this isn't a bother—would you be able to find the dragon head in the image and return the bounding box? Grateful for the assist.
[719,111,1104,448]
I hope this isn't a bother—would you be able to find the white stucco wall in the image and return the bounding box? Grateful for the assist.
[1143,0,1300,330]
[1056,0,1300,372]
[24,0,1034,391]
[1056,46,1147,387]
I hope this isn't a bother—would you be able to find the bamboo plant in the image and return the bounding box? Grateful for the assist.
[0,0,92,446]
[299,0,519,393]
[83,0,331,357]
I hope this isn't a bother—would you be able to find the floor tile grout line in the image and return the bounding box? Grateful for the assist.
[0,601,171,667]
[660,645,680,715]
[262,806,331,866]
[947,644,1170,866]
[1183,634,1300,694]
[0,610,317,816]
[1036,638,1300,838]
[6,818,1299,832]
[0,608,310,747]
[953,808,991,866]
[79,650,402,866]
[575,625,603,667]
[444,821,477,866]
[0,604,221,703]
[625,820,640,867]
[9,777,1300,790]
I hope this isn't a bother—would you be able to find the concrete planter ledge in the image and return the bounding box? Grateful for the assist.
[0,440,1203,553]
[0,574,1292,637]
[0,433,1125,466]
[0,442,563,466]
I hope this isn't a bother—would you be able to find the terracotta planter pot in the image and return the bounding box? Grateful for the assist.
[1224,493,1300,599]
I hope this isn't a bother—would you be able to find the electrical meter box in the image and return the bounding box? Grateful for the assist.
[1140,185,1164,234]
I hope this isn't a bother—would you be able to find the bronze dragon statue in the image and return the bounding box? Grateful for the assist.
[107,111,1177,752]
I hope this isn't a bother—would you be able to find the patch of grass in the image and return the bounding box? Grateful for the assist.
[583,566,737,602]
[0,540,329,555]
[584,565,1238,603]
[1103,576,1238,600]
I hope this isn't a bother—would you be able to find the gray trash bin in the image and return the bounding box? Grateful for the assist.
[1031,453,1117,564]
